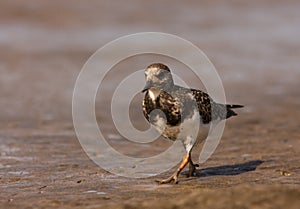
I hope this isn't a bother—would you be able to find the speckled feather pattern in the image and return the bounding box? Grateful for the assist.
[141,63,243,182]
[142,63,243,149]
[142,85,235,126]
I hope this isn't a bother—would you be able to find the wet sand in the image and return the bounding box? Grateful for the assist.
[1,0,300,208]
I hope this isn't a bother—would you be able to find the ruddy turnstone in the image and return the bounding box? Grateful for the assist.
[142,63,243,184]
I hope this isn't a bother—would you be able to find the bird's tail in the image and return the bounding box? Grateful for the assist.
[227,104,244,109]
[226,104,244,118]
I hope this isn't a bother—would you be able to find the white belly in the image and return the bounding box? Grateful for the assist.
[151,110,210,152]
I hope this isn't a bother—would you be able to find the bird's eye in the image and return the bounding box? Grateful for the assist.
[156,72,165,79]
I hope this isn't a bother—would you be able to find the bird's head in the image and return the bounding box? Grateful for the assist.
[142,63,174,93]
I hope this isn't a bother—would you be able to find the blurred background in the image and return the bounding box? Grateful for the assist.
[1,0,299,129]
[1,1,300,208]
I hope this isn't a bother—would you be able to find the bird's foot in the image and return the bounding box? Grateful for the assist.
[187,163,199,177]
[156,174,179,184]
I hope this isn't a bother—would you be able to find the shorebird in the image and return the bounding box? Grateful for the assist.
[142,63,243,184]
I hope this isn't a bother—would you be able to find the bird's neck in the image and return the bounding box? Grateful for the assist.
[161,80,174,92]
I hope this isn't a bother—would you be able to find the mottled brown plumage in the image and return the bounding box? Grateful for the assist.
[141,63,243,184]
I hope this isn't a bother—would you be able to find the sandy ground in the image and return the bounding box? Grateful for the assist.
[1,0,300,208]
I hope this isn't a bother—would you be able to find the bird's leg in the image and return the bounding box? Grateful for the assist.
[157,152,190,184]
[187,152,199,177]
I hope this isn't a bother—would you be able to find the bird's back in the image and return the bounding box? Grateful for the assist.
[143,85,243,127]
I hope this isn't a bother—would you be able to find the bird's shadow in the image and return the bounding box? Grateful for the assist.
[184,160,264,177]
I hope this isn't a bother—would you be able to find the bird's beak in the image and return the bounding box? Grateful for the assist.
[141,81,153,93]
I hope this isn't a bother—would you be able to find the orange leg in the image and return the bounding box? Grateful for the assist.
[158,152,190,184]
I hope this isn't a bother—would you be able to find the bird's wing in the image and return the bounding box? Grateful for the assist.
[191,89,243,123]
[190,89,214,124]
